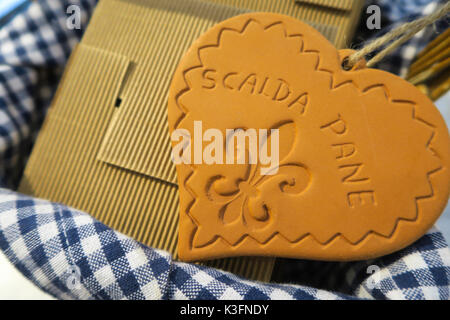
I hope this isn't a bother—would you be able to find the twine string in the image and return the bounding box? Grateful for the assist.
[346,2,450,69]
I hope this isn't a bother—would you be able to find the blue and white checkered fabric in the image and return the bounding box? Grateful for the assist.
[0,0,449,300]
[359,0,448,76]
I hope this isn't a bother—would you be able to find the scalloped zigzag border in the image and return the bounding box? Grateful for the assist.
[173,18,443,250]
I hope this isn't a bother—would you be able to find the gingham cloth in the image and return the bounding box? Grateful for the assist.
[0,0,449,300]
[355,0,449,77]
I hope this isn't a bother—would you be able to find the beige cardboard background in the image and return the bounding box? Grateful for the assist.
[19,0,363,281]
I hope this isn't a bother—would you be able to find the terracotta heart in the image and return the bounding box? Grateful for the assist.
[168,13,450,261]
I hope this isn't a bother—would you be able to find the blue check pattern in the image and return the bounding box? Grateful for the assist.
[0,0,449,300]
[357,0,449,76]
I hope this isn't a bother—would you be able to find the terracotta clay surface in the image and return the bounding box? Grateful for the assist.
[168,13,450,262]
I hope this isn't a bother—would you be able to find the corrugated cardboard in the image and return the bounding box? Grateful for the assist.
[407,29,450,101]
[209,0,364,48]
[19,0,363,281]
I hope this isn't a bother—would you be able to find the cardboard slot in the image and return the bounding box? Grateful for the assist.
[20,0,276,282]
[19,0,364,281]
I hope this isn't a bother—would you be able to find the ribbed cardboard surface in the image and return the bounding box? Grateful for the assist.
[211,0,364,48]
[19,0,363,281]
[19,0,275,281]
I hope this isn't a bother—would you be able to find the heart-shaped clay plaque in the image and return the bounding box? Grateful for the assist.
[168,13,450,262]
